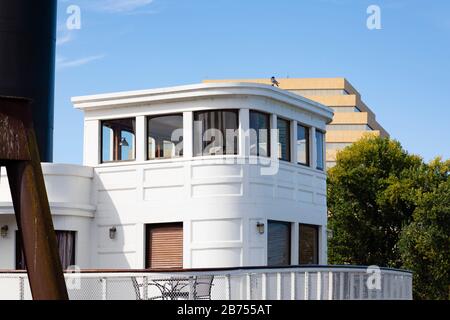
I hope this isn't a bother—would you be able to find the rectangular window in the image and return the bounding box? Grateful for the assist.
[297,124,310,166]
[146,223,183,269]
[315,130,325,170]
[193,110,239,156]
[277,118,291,161]
[16,230,76,270]
[299,224,319,265]
[250,110,270,157]
[147,114,183,160]
[101,118,136,162]
[268,221,291,266]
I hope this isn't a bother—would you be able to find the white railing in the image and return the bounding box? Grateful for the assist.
[0,266,413,300]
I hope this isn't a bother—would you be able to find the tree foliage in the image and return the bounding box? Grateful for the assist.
[398,159,450,299]
[327,136,421,267]
[327,136,449,299]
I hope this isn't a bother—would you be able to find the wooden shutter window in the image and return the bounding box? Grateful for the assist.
[146,223,183,269]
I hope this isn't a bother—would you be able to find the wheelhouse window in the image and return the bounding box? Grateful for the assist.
[193,110,239,156]
[299,224,319,265]
[297,124,310,166]
[101,118,135,162]
[315,130,325,170]
[16,230,76,270]
[277,118,291,161]
[250,110,270,157]
[147,114,183,160]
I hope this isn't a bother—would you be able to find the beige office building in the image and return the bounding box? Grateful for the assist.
[204,78,389,168]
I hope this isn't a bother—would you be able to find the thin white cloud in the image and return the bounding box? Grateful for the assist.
[56,54,105,70]
[56,32,73,46]
[90,0,154,13]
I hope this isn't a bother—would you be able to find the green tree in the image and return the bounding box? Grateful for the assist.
[398,158,450,300]
[327,136,422,267]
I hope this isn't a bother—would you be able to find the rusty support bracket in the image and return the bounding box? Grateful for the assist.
[0,96,68,300]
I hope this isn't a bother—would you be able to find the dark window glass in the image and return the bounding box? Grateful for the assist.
[299,224,319,265]
[297,124,310,166]
[268,221,291,266]
[147,114,183,160]
[315,130,325,170]
[250,111,270,157]
[277,118,291,161]
[101,118,135,162]
[16,230,76,270]
[193,110,239,156]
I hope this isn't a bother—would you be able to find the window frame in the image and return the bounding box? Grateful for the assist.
[146,113,184,161]
[16,230,76,270]
[267,220,292,266]
[298,223,319,265]
[249,110,271,158]
[145,222,183,269]
[100,118,136,163]
[193,109,240,157]
[297,123,310,166]
[315,129,325,171]
[277,117,291,162]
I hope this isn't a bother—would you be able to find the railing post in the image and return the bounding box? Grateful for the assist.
[304,272,309,300]
[246,274,251,300]
[408,275,413,300]
[339,272,344,300]
[101,277,108,300]
[349,273,354,300]
[376,280,381,300]
[390,274,395,299]
[359,274,364,300]
[188,276,195,300]
[317,272,322,300]
[225,274,231,300]
[328,271,333,300]
[19,276,25,300]
[261,273,267,300]
[143,276,148,300]
[276,273,282,300]
[400,276,406,300]
[290,272,296,300]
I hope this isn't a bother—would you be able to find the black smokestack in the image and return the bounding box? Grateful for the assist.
[0,0,57,162]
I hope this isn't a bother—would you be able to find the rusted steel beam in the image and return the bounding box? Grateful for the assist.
[0,97,31,161]
[0,96,68,300]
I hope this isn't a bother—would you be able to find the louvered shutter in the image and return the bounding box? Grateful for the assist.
[267,221,291,266]
[146,223,183,269]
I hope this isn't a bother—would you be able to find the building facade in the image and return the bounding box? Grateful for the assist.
[0,82,333,270]
[204,78,389,168]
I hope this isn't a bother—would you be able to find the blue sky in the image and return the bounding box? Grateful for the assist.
[54,0,450,164]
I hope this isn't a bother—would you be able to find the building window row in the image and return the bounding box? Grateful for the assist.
[145,221,319,269]
[100,110,325,171]
[267,221,319,266]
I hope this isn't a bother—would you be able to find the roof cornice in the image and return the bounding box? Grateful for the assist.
[72,82,334,121]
